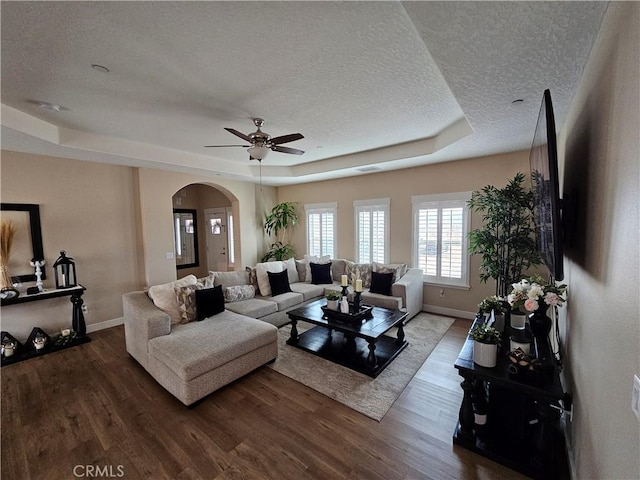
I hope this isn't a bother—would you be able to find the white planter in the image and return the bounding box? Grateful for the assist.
[510,312,526,330]
[473,341,498,368]
[326,299,339,311]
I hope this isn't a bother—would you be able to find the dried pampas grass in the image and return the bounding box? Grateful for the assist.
[1,220,18,288]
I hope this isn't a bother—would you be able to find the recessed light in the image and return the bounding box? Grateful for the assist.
[91,64,110,73]
[511,99,524,104]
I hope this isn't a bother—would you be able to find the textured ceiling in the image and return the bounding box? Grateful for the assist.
[0,1,608,186]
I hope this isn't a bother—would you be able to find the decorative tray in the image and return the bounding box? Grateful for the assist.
[321,304,374,322]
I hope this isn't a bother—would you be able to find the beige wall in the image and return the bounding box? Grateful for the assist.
[0,151,141,340]
[557,3,639,478]
[277,150,532,315]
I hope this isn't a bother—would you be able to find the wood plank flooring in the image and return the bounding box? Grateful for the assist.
[1,319,528,480]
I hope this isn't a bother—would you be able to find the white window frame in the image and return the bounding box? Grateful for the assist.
[412,192,471,288]
[305,202,337,258]
[354,198,389,264]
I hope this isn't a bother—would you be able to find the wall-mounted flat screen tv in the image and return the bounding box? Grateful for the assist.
[529,89,564,281]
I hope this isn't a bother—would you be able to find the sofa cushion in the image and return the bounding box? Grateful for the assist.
[369,271,394,296]
[148,275,198,325]
[361,291,403,311]
[213,270,250,289]
[373,262,408,282]
[148,311,277,382]
[268,270,292,296]
[256,261,284,296]
[310,262,333,284]
[196,286,225,320]
[176,284,204,323]
[267,291,304,311]
[224,297,278,318]
[290,282,327,301]
[224,285,255,303]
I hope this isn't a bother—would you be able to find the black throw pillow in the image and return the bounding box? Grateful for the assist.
[195,285,225,320]
[268,269,292,296]
[310,262,333,284]
[369,271,394,296]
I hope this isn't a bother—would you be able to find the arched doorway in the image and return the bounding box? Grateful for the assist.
[171,183,235,278]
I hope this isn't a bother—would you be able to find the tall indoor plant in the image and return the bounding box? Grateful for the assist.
[261,202,299,262]
[467,173,541,297]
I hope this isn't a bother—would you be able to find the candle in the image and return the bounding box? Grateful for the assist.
[341,275,348,287]
[355,279,363,292]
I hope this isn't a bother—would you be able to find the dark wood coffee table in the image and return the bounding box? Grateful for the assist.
[286,299,408,377]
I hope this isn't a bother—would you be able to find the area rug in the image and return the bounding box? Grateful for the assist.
[268,312,455,421]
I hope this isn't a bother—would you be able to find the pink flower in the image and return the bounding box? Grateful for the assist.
[524,298,539,312]
[544,292,561,306]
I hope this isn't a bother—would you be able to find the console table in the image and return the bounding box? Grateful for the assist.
[1,285,90,366]
[453,315,570,479]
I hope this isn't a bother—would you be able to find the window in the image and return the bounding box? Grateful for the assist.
[305,202,337,257]
[354,198,389,264]
[227,211,235,265]
[412,192,471,287]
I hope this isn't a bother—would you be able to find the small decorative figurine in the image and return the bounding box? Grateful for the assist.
[30,258,45,292]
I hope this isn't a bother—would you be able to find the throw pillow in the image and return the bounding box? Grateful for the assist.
[304,254,331,283]
[213,270,250,288]
[148,274,198,325]
[346,263,373,288]
[255,261,285,296]
[245,266,259,291]
[267,270,292,296]
[295,259,307,282]
[175,284,203,324]
[283,257,300,284]
[195,286,225,320]
[224,285,255,303]
[372,262,408,282]
[310,262,333,284]
[369,271,394,296]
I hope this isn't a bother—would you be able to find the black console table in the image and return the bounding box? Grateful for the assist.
[1,285,90,366]
[453,315,570,479]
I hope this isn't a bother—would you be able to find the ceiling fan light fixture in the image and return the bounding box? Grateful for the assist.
[247,145,270,160]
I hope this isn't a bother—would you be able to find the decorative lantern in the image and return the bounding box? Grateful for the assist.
[53,251,77,289]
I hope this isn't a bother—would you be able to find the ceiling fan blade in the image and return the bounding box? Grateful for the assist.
[204,144,250,148]
[270,133,304,145]
[272,145,305,155]
[224,127,252,142]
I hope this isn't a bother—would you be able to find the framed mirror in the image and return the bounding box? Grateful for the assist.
[173,209,199,269]
[1,203,46,283]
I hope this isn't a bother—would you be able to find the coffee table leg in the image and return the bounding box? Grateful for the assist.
[367,341,377,367]
[396,323,405,346]
[287,318,299,345]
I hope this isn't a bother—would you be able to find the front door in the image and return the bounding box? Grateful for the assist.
[204,208,229,272]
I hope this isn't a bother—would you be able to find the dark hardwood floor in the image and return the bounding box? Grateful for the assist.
[1,319,528,480]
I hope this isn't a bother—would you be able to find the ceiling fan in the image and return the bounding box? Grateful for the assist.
[204,118,304,160]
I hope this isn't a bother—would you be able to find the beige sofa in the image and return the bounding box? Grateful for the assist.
[123,258,423,406]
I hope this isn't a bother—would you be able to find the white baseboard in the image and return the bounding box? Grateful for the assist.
[86,317,124,333]
[423,304,476,320]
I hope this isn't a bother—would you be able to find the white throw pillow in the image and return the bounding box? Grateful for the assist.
[255,261,284,296]
[303,255,331,283]
[283,257,300,284]
[148,274,198,325]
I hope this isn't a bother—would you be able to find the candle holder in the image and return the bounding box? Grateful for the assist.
[352,291,362,314]
[30,258,45,292]
[341,285,349,298]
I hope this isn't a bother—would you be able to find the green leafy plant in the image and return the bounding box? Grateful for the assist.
[470,324,502,344]
[262,202,299,262]
[325,291,341,301]
[467,173,541,297]
[479,295,507,314]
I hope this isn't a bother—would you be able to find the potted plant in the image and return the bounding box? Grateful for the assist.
[478,295,508,332]
[262,202,299,262]
[470,324,502,368]
[467,173,541,298]
[325,291,341,310]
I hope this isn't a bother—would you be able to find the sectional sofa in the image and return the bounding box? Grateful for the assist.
[123,257,423,406]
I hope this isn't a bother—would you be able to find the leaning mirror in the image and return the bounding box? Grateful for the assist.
[1,203,46,283]
[173,209,199,269]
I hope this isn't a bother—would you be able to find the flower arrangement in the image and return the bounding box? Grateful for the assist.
[470,324,501,344]
[478,295,507,314]
[508,275,567,312]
